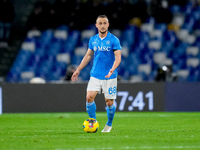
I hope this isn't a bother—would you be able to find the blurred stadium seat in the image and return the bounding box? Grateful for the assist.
[6,1,200,82]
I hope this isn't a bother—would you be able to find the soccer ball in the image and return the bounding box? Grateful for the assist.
[83,118,99,133]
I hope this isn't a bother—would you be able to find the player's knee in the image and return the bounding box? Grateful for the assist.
[86,95,94,103]
[105,99,113,107]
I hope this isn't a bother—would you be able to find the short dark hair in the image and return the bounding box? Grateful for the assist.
[96,15,109,23]
[97,15,109,20]
[97,15,108,19]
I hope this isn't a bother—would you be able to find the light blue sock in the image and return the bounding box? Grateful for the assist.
[106,104,115,126]
[86,101,96,119]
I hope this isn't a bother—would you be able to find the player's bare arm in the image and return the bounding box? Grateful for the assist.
[105,50,121,78]
[71,49,94,81]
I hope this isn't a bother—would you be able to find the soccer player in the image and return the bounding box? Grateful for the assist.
[71,15,122,132]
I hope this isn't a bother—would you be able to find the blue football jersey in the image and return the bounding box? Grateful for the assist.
[88,31,122,80]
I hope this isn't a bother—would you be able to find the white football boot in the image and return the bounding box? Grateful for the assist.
[101,125,112,132]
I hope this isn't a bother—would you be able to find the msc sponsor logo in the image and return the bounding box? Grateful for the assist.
[94,46,97,51]
[95,46,111,51]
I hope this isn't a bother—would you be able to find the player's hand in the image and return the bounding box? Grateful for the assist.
[105,69,114,78]
[71,69,80,81]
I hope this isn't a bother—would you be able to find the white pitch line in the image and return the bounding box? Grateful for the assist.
[56,145,200,150]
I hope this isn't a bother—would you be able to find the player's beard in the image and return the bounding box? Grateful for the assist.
[99,29,107,34]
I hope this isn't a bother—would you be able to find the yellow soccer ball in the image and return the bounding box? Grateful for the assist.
[83,118,99,133]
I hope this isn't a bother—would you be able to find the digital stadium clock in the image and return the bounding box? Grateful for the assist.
[115,83,165,111]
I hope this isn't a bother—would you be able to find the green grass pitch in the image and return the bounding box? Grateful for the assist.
[0,112,200,150]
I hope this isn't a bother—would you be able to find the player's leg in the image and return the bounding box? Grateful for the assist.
[101,78,117,132]
[105,98,115,125]
[86,77,101,119]
[101,98,115,132]
[86,91,98,119]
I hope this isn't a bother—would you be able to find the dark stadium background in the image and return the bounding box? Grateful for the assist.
[0,0,200,113]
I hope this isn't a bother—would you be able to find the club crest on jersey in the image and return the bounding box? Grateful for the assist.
[106,40,110,45]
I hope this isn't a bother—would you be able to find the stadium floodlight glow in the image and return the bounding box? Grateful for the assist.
[162,66,168,71]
